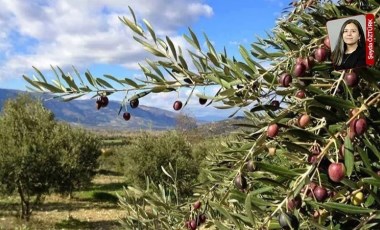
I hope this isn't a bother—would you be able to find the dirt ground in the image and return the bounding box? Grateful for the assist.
[0,174,127,230]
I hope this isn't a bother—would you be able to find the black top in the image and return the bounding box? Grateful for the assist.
[334,46,366,70]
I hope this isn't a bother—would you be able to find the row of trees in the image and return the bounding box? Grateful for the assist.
[0,95,101,220]
[22,0,380,229]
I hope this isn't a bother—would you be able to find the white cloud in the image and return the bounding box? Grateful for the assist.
[0,0,213,81]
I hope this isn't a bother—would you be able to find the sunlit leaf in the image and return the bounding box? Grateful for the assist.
[143,19,156,42]
[103,74,124,87]
[314,95,355,110]
[310,201,375,214]
[344,136,354,177]
[166,36,177,61]
[255,162,301,178]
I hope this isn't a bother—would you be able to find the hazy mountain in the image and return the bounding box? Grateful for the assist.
[0,88,180,130]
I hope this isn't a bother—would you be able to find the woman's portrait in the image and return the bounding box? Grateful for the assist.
[328,17,366,71]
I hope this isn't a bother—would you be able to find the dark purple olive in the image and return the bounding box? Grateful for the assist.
[270,100,280,111]
[278,212,299,230]
[199,98,207,105]
[234,174,248,190]
[173,100,183,111]
[314,47,328,62]
[293,63,306,77]
[344,72,359,87]
[130,99,139,108]
[288,195,302,211]
[278,73,292,87]
[123,112,131,121]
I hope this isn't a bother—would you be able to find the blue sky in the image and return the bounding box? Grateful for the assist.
[0,0,292,120]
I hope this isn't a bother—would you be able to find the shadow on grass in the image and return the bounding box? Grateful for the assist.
[1,188,125,215]
[1,199,118,214]
[93,182,128,191]
[0,201,19,212]
[33,200,120,212]
[96,169,124,176]
[76,191,119,204]
[79,182,128,192]
[55,216,121,230]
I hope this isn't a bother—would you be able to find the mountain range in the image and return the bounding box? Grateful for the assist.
[0,88,184,130]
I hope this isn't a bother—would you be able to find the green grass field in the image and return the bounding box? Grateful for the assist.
[0,173,127,230]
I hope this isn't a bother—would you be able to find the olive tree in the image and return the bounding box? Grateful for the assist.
[24,0,380,229]
[0,95,101,220]
[50,123,101,197]
[0,95,58,220]
[124,131,199,196]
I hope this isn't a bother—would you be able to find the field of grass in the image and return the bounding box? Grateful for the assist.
[0,173,127,229]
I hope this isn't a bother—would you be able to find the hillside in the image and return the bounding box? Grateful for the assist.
[0,88,179,130]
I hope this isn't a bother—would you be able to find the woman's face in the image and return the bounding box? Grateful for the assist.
[342,23,361,45]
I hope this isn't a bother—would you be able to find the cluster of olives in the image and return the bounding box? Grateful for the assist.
[185,201,207,230]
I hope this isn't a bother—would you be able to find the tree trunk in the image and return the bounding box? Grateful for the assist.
[17,181,31,221]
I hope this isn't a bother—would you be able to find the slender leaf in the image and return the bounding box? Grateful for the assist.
[314,95,355,110]
[103,74,124,87]
[122,78,140,88]
[362,177,380,187]
[239,46,258,74]
[143,19,156,42]
[207,52,220,67]
[282,141,310,154]
[188,28,201,50]
[62,74,80,92]
[210,202,244,229]
[357,146,372,170]
[119,16,143,36]
[178,55,188,70]
[23,75,43,91]
[204,33,217,57]
[166,36,177,61]
[35,82,66,93]
[62,93,86,101]
[32,66,47,83]
[85,71,97,87]
[283,129,325,142]
[129,91,151,100]
[255,162,300,178]
[134,36,166,57]
[128,6,137,24]
[244,193,255,223]
[312,202,375,214]
[96,78,114,89]
[160,166,173,180]
[344,136,354,177]
[145,73,164,82]
[146,59,164,79]
[251,44,269,58]
[364,137,380,160]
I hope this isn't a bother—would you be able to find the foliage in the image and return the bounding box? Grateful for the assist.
[0,95,58,220]
[50,123,101,196]
[23,0,380,229]
[123,131,199,196]
[0,95,101,220]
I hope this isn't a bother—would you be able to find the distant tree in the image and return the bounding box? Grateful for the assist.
[0,95,101,220]
[124,131,198,196]
[50,123,101,197]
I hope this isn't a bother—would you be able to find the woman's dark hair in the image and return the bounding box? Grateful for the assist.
[331,19,365,66]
